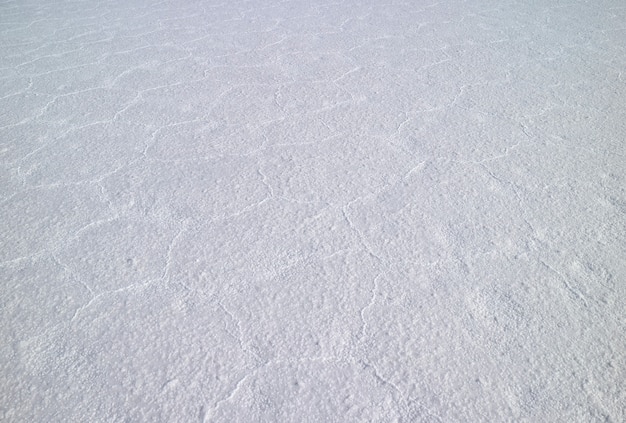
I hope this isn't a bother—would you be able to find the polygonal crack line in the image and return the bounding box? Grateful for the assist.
[203,370,254,421]
[204,354,356,421]
[358,358,408,414]
[463,135,524,166]
[140,116,212,158]
[70,215,122,240]
[52,253,95,296]
[32,86,108,119]
[358,273,381,341]
[109,90,144,123]
[14,137,56,165]
[478,162,523,200]
[215,298,246,353]
[0,85,30,101]
[160,223,189,282]
[341,201,385,265]
[17,146,143,192]
[54,224,188,322]
[68,277,161,323]
[539,259,589,308]
[476,162,542,241]
[256,162,275,199]
[211,197,272,222]
[403,159,428,179]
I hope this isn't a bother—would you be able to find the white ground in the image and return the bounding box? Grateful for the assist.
[1,0,625,421]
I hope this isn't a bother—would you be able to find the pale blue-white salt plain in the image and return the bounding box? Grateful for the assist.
[1,0,625,421]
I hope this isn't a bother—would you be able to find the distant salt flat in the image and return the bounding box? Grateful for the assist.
[1,0,625,421]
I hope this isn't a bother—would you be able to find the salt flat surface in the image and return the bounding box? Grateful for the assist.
[1,0,625,421]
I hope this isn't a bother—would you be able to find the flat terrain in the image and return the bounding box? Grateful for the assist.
[1,0,625,421]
